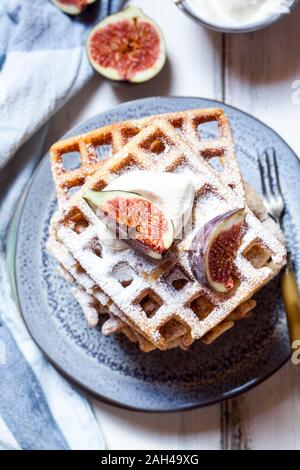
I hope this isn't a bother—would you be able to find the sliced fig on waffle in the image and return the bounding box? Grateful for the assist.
[189,208,245,293]
[52,0,96,15]
[83,190,174,259]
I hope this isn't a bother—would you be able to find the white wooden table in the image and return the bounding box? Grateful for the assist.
[44,0,300,450]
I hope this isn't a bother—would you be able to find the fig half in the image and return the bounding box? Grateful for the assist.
[52,0,96,15]
[189,208,245,293]
[87,6,167,83]
[83,190,174,259]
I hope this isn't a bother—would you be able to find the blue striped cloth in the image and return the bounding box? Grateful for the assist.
[0,0,124,450]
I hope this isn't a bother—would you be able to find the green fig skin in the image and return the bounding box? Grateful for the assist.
[83,190,174,260]
[86,6,167,84]
[52,0,96,15]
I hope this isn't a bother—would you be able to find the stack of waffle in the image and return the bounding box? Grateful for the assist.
[47,109,287,352]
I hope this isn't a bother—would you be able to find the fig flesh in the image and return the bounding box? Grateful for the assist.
[87,6,166,83]
[83,190,174,259]
[51,0,96,15]
[189,208,245,293]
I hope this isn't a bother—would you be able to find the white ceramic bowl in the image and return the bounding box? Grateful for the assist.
[175,0,299,33]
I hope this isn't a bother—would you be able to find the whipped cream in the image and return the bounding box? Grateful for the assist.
[91,170,195,251]
[187,0,290,27]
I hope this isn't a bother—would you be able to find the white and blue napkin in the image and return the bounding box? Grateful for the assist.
[0,0,124,450]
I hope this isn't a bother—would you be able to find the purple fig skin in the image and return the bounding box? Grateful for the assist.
[188,208,245,293]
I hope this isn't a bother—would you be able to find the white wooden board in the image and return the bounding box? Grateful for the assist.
[43,0,300,450]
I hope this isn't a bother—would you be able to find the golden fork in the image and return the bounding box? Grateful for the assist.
[258,148,300,347]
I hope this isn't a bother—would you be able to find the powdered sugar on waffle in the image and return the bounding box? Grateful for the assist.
[50,108,244,208]
[51,118,286,350]
[48,179,283,351]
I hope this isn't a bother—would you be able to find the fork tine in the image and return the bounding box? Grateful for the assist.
[257,150,268,199]
[264,148,275,196]
[271,147,284,199]
[257,147,285,224]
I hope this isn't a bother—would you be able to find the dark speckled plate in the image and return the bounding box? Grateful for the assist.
[13,97,299,412]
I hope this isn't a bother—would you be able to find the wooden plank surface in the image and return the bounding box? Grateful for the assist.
[90,399,221,450]
[225,6,300,155]
[223,7,300,450]
[43,0,300,450]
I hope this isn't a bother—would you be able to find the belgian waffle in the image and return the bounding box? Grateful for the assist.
[50,108,244,208]
[48,180,279,350]
[48,108,282,350]
[48,233,257,351]
[50,119,286,351]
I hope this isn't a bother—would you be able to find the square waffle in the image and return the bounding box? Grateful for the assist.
[48,232,257,351]
[48,178,279,350]
[48,222,158,351]
[48,108,277,350]
[50,118,286,351]
[50,108,244,208]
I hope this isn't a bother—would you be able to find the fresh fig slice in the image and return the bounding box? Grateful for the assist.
[51,0,96,15]
[87,6,166,83]
[83,190,174,259]
[189,208,245,293]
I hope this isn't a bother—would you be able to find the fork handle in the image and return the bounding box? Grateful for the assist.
[281,262,300,347]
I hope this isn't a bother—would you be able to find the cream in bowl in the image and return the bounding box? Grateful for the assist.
[177,0,295,33]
